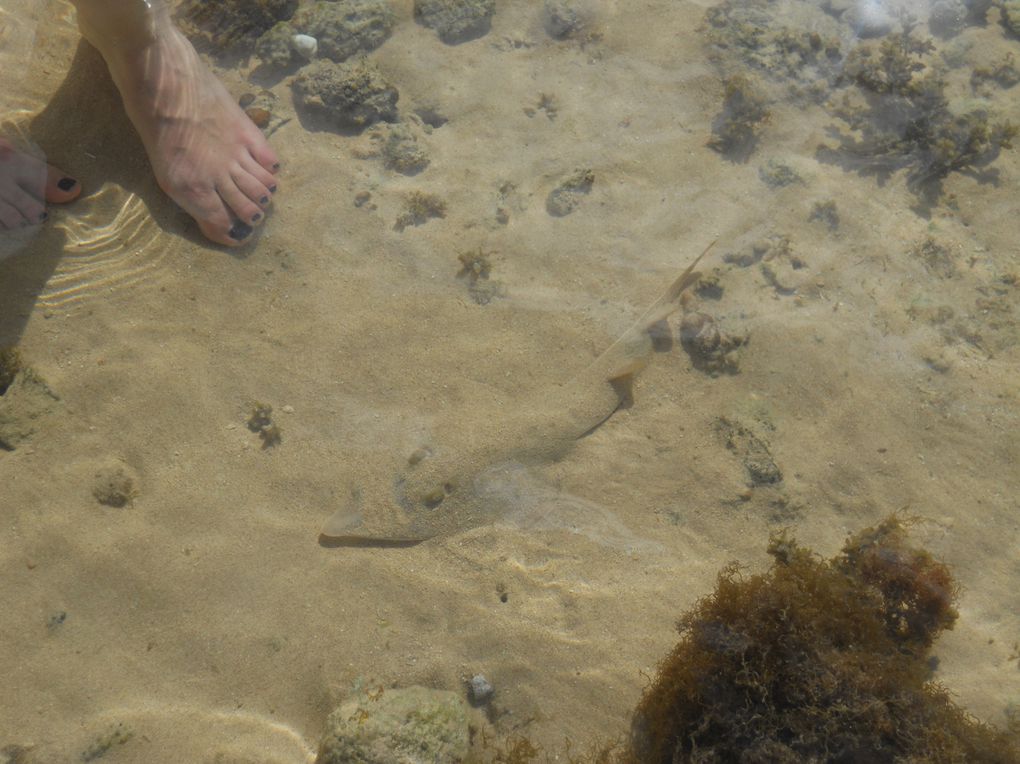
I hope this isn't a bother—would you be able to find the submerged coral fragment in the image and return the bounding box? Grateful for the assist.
[292,59,399,130]
[415,0,496,44]
[545,168,594,216]
[178,0,297,53]
[381,124,430,174]
[247,401,282,448]
[395,191,447,231]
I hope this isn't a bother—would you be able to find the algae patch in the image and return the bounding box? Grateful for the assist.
[0,348,60,451]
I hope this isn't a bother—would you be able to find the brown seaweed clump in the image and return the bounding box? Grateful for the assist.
[621,517,1019,763]
[822,28,1017,208]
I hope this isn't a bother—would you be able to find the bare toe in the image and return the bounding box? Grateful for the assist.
[168,183,249,247]
[230,166,273,212]
[218,177,264,226]
[5,183,47,225]
[0,199,28,230]
[44,165,81,204]
[246,140,280,175]
[240,155,278,196]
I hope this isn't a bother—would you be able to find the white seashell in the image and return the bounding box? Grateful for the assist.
[291,34,318,60]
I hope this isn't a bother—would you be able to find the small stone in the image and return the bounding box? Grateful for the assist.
[468,674,494,706]
[292,32,318,59]
[245,106,271,128]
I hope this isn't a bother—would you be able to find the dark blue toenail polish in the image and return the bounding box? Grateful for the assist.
[228,222,253,240]
[272,162,280,171]
[251,212,261,223]
[38,211,48,222]
[57,177,77,191]
[259,195,269,205]
[268,185,277,194]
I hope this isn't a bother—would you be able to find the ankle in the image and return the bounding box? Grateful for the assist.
[74,0,173,62]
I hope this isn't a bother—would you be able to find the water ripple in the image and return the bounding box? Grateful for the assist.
[40,186,168,309]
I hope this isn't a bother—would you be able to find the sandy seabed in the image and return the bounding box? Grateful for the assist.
[1,0,1018,760]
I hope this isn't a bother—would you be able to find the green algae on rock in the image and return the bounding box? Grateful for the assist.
[0,346,21,396]
[0,362,60,451]
[315,686,469,764]
[708,74,770,157]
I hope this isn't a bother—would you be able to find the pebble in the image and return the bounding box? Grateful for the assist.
[244,107,271,128]
[468,674,494,705]
[292,33,318,60]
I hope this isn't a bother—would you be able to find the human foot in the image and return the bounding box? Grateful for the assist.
[0,137,81,231]
[82,15,280,246]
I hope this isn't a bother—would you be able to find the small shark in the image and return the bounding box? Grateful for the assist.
[320,242,714,545]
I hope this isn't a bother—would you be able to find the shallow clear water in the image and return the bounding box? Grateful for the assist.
[1,0,1018,761]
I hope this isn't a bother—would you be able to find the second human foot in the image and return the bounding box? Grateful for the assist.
[0,137,81,231]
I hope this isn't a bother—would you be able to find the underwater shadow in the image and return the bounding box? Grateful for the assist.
[317,534,422,549]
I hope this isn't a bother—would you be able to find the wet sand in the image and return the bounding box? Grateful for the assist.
[1,0,1018,760]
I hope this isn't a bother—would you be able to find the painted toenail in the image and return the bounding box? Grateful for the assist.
[272,162,280,171]
[57,177,78,191]
[259,196,269,205]
[251,212,262,223]
[38,211,48,222]
[228,222,253,240]
[268,185,277,194]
